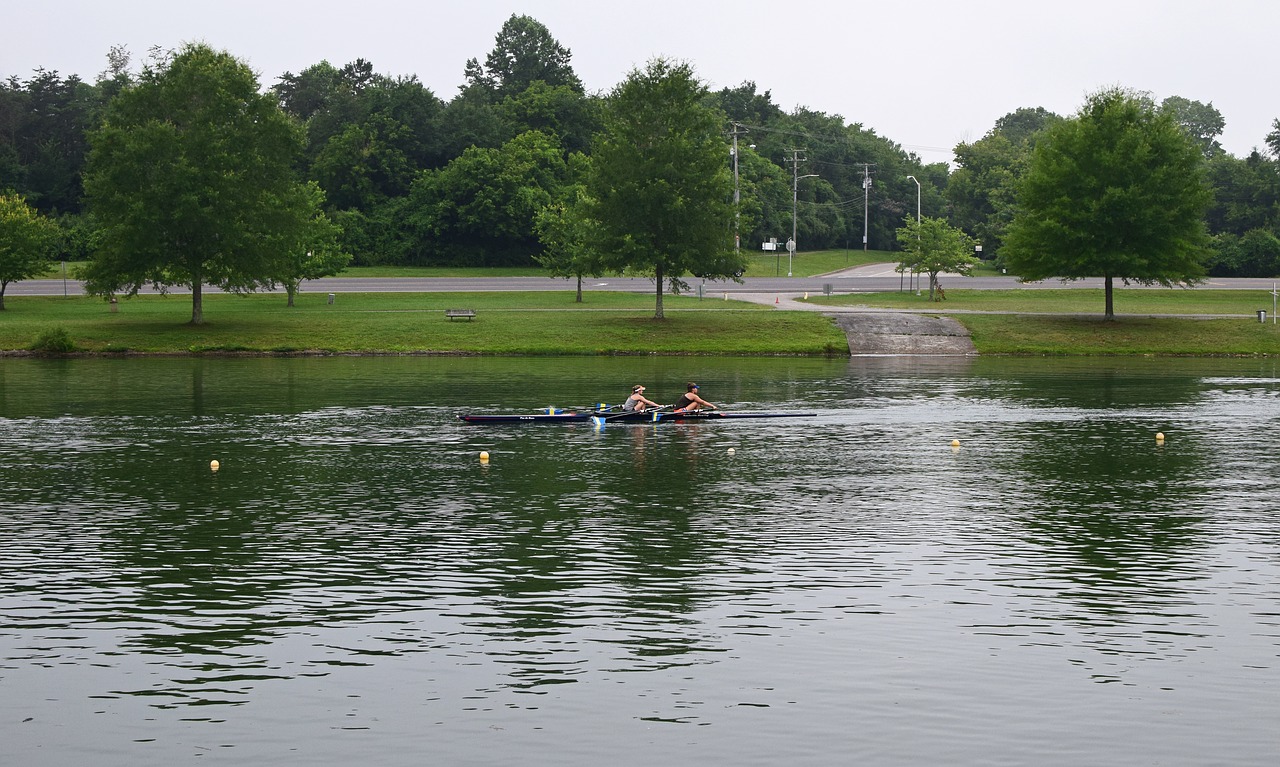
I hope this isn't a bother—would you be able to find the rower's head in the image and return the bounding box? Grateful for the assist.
[687,382,699,392]
[633,385,645,393]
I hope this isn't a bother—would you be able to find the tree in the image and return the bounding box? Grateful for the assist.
[403,130,572,266]
[895,216,980,300]
[1160,96,1225,159]
[272,182,349,306]
[1002,88,1212,319]
[585,58,736,319]
[535,181,605,302]
[0,193,59,309]
[948,107,1061,256]
[464,15,583,99]
[83,43,325,324]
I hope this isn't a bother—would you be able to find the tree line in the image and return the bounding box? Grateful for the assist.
[3,14,1280,318]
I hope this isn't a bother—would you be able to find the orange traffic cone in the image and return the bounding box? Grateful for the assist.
[775,296,779,305]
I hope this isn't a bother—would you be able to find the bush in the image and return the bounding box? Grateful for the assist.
[29,326,77,354]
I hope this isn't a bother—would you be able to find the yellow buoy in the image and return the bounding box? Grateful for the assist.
[210,460,220,472]
[951,439,961,448]
[727,447,736,455]
[1156,432,1165,442]
[479,451,490,463]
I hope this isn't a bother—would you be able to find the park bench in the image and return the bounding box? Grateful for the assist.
[445,308,477,321]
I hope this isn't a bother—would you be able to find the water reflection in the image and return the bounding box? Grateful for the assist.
[2,356,1279,766]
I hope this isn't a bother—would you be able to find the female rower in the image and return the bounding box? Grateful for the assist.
[623,384,662,412]
[672,382,716,413]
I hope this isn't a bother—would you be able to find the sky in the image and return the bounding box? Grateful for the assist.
[4,0,1275,166]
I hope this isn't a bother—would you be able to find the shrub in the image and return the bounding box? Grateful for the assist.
[29,326,77,354]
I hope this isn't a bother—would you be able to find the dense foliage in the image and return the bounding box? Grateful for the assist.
[2,14,1279,288]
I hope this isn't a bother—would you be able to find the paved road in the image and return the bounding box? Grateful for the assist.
[11,263,1278,297]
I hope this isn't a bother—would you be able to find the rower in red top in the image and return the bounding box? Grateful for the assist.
[672,382,716,413]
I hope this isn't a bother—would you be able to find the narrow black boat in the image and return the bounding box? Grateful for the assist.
[595,410,817,424]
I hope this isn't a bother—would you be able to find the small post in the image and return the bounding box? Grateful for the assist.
[109,297,118,313]
[327,293,335,305]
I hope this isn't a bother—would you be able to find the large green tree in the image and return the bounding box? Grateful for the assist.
[0,193,59,309]
[1002,88,1212,319]
[83,43,326,324]
[585,58,737,319]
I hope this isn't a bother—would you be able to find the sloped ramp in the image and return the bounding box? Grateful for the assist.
[831,312,975,355]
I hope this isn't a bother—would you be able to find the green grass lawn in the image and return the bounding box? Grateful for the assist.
[1,291,847,355]
[806,288,1274,316]
[10,277,1280,357]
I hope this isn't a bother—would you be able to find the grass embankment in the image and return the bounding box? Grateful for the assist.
[806,288,1280,355]
[1,291,848,356]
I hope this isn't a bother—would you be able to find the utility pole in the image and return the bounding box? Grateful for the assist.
[787,149,805,277]
[785,149,818,277]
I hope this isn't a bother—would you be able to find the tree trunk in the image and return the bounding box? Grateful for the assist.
[1104,275,1114,320]
[286,282,297,308]
[191,281,204,325]
[654,263,665,319]
[575,273,583,303]
[0,281,8,311]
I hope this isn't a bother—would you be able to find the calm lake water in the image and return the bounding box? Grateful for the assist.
[2,355,1279,766]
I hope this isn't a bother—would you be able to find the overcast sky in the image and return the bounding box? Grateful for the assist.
[4,0,1275,165]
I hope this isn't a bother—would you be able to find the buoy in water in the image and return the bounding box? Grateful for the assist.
[210,460,220,472]
[1156,432,1165,442]
[951,439,961,448]
[727,447,736,455]
[479,451,490,463]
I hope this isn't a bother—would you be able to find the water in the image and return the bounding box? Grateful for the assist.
[2,355,1279,765]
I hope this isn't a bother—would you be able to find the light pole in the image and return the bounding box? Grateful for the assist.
[905,175,921,225]
[731,125,751,259]
[906,175,921,293]
[791,171,818,277]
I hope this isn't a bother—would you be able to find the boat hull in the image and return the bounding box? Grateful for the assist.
[458,413,594,424]
[596,410,817,423]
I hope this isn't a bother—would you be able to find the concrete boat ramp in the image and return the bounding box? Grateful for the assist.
[733,291,976,355]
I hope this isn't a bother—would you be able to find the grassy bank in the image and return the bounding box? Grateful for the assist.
[805,287,1275,315]
[1,291,847,355]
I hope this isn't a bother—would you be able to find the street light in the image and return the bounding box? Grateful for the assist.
[792,172,818,277]
[730,125,752,259]
[905,175,921,225]
[906,175,921,293]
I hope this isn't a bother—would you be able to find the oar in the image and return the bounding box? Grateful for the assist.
[592,404,673,425]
